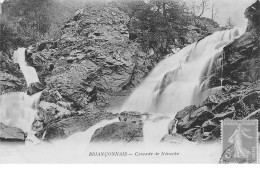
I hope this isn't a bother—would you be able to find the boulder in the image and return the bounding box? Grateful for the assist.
[90,120,143,143]
[27,82,45,95]
[0,123,26,143]
[176,106,214,134]
[244,0,260,32]
[175,105,197,120]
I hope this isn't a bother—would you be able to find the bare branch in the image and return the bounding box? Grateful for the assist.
[197,0,206,17]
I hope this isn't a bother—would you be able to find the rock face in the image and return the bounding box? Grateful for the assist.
[16,4,154,141]
[90,111,143,143]
[28,4,153,113]
[0,50,26,94]
[171,1,260,142]
[29,3,220,112]
[170,80,260,142]
[27,82,45,95]
[23,4,157,141]
[0,123,26,143]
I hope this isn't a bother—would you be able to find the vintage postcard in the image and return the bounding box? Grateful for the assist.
[0,0,260,164]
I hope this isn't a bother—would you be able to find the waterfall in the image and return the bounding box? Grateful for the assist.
[0,92,41,133]
[121,28,244,115]
[13,48,40,87]
[0,32,243,163]
[0,48,42,133]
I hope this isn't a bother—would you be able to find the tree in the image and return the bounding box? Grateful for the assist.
[115,0,191,57]
[0,17,19,52]
[226,17,235,28]
[115,0,148,18]
[191,0,208,17]
[211,0,218,20]
[2,0,86,42]
[4,0,52,34]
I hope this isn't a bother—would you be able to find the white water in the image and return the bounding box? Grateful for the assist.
[13,47,40,87]
[143,118,171,145]
[0,92,42,133]
[121,28,244,115]
[0,48,42,133]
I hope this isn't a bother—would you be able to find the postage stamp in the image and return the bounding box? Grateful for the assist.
[220,119,258,164]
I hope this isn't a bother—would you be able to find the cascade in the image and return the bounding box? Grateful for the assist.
[0,48,42,133]
[121,28,244,115]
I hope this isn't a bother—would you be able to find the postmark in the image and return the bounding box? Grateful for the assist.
[220,120,258,164]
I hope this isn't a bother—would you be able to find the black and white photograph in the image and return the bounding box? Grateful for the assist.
[0,0,259,164]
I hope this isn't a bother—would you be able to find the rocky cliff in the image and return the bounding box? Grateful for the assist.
[28,4,155,112]
[0,49,26,94]
[26,3,156,140]
[168,0,260,142]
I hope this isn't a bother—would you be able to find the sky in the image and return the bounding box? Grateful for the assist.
[183,0,256,27]
[0,0,256,27]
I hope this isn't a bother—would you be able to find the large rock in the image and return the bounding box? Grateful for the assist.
[90,120,143,143]
[222,0,260,84]
[0,123,26,143]
[27,82,45,95]
[197,1,260,92]
[172,82,260,142]
[29,4,154,112]
[245,0,260,31]
[175,105,214,134]
[26,4,152,141]
[90,111,145,143]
